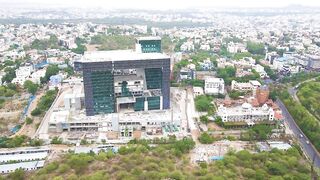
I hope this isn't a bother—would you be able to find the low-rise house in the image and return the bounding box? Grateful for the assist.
[204,77,224,95]
[231,80,261,92]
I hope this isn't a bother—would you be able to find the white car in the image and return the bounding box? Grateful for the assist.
[306,141,310,145]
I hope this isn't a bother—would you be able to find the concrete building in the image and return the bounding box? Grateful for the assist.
[253,64,268,78]
[217,103,274,124]
[179,68,195,81]
[307,55,320,70]
[227,42,246,53]
[48,109,180,138]
[11,65,34,85]
[29,69,46,84]
[75,50,170,116]
[204,77,224,95]
[64,92,85,110]
[231,80,261,92]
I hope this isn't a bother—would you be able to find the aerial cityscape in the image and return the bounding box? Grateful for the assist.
[0,0,320,179]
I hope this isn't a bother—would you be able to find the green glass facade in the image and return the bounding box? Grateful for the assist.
[139,40,161,53]
[134,97,145,111]
[75,55,170,116]
[147,96,160,110]
[91,71,115,114]
[145,68,162,89]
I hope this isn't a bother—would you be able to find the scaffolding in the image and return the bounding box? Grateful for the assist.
[91,71,115,114]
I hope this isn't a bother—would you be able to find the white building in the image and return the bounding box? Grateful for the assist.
[227,42,247,53]
[29,69,46,84]
[253,64,268,78]
[204,77,225,95]
[0,147,50,174]
[217,103,274,124]
[180,41,194,52]
[0,161,45,174]
[200,44,210,51]
[11,65,34,85]
[231,80,261,92]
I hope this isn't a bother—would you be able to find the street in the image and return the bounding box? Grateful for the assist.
[276,99,320,168]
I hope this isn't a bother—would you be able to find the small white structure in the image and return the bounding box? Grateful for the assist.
[204,77,224,95]
[29,69,46,84]
[193,87,204,96]
[253,64,268,78]
[227,42,246,53]
[268,141,292,151]
[217,103,274,124]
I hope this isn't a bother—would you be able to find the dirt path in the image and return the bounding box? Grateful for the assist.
[11,91,45,138]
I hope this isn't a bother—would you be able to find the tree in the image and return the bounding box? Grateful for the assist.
[31,108,41,116]
[2,67,16,83]
[25,117,33,125]
[194,95,213,112]
[23,80,38,95]
[229,90,245,99]
[247,41,265,55]
[198,132,215,144]
[217,66,236,85]
[51,136,63,144]
[67,154,94,173]
[42,65,59,83]
[215,116,224,127]
[200,115,209,124]
[8,169,25,180]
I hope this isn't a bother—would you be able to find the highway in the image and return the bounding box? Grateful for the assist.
[276,99,320,168]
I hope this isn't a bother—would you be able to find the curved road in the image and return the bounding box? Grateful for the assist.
[277,98,320,168]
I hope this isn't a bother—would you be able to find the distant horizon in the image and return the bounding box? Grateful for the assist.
[1,0,320,10]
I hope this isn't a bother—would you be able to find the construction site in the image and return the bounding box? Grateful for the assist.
[35,37,190,143]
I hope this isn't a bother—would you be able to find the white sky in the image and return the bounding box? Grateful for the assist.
[1,0,320,9]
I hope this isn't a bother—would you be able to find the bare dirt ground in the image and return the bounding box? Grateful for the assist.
[12,90,45,138]
[207,122,224,131]
[0,98,27,136]
[86,44,100,51]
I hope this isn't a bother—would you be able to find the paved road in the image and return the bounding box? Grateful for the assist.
[276,99,320,168]
[34,86,71,140]
[288,77,318,102]
[185,87,200,142]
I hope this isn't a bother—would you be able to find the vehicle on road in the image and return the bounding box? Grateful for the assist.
[299,134,303,138]
[306,141,310,145]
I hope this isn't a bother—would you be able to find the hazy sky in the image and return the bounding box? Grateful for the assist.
[1,0,320,9]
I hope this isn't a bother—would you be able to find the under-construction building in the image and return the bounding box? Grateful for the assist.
[74,37,170,116]
[135,36,161,53]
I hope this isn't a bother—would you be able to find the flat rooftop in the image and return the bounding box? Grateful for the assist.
[78,50,169,63]
[136,36,161,41]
